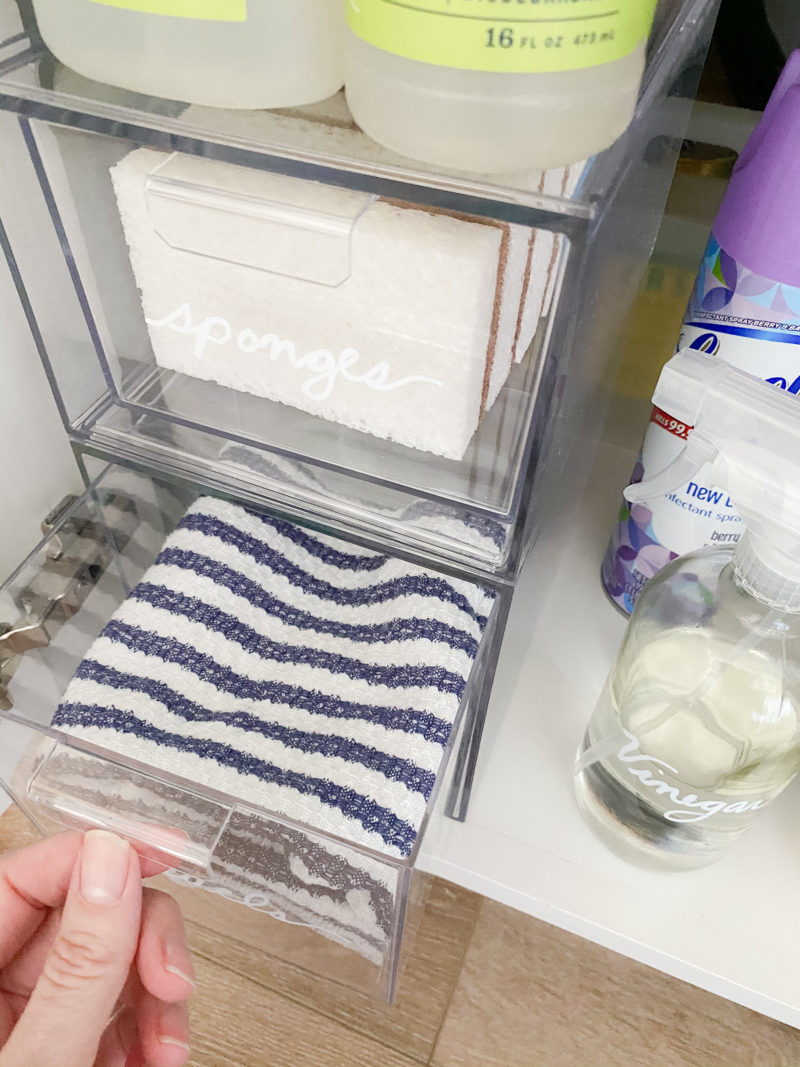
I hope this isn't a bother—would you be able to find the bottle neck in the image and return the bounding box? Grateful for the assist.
[733,532,800,613]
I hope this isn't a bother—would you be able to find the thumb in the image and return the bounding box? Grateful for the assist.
[0,830,142,1067]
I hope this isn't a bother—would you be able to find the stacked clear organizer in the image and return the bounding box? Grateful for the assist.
[0,0,717,1001]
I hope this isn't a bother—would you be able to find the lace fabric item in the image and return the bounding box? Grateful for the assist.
[51,495,494,958]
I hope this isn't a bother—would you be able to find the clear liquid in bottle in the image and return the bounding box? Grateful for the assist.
[575,554,800,870]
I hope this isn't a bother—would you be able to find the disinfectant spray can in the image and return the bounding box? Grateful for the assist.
[602,51,800,614]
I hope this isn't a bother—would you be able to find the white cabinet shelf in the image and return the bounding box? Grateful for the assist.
[420,434,800,1029]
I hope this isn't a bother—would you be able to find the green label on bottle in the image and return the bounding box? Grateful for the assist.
[346,0,657,73]
[86,0,246,20]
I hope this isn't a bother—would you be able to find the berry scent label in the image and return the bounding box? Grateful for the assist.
[346,0,657,74]
[87,0,247,19]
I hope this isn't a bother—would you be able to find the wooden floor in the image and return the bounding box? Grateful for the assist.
[2,806,799,1066]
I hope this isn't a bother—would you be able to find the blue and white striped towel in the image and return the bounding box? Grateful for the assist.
[53,496,495,860]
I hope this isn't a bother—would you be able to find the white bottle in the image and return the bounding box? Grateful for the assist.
[31,0,345,110]
[344,2,657,174]
[576,350,800,870]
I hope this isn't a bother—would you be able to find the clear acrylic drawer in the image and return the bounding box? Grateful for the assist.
[0,461,500,1000]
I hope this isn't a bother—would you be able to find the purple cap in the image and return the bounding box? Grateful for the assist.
[713,50,800,288]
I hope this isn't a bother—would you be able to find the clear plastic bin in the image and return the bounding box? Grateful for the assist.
[0,461,500,1000]
[0,113,571,573]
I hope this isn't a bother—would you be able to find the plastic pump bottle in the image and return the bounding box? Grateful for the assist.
[31,0,345,109]
[575,349,800,871]
[344,2,657,174]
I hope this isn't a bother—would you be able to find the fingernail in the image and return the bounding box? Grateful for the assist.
[165,933,196,989]
[80,830,132,906]
[159,1036,191,1053]
[165,963,195,989]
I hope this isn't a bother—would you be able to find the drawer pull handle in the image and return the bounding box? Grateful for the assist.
[26,739,231,876]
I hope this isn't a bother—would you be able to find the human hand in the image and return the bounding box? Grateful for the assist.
[0,829,194,1067]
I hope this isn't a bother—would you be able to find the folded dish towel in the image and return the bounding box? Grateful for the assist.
[53,496,495,861]
[166,813,402,963]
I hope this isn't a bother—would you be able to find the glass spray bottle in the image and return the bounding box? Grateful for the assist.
[576,350,800,870]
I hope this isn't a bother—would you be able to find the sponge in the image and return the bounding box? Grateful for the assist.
[112,147,528,459]
[181,98,586,368]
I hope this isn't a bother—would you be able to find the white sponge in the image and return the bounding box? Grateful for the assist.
[111,147,532,459]
[180,99,586,367]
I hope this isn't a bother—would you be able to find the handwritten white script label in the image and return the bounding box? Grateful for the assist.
[616,730,767,823]
[146,304,445,402]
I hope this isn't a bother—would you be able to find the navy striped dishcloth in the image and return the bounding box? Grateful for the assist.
[53,495,495,861]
